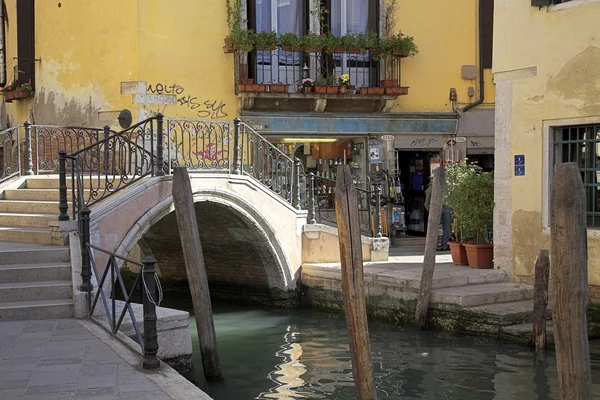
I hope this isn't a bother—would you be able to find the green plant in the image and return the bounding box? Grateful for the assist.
[2,80,32,94]
[254,30,278,50]
[338,73,350,86]
[230,28,254,52]
[383,0,398,38]
[381,33,419,57]
[321,34,342,52]
[340,34,358,51]
[315,77,328,86]
[278,32,300,50]
[445,159,494,244]
[310,1,329,33]
[300,32,322,52]
[226,0,243,37]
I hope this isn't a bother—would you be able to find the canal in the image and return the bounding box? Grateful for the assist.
[161,294,600,399]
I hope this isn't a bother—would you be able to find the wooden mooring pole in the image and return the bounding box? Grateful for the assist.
[415,167,445,327]
[531,249,549,353]
[551,163,591,399]
[172,167,222,380]
[334,165,376,400]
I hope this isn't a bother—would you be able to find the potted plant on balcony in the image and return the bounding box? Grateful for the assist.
[322,34,343,53]
[337,73,351,94]
[254,30,278,51]
[314,77,338,94]
[300,32,323,53]
[269,81,290,93]
[279,32,300,52]
[382,33,419,58]
[298,78,315,93]
[2,81,33,102]
[225,0,243,53]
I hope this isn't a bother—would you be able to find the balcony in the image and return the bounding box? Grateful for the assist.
[236,48,409,113]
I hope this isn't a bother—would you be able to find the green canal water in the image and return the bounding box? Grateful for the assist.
[161,296,600,399]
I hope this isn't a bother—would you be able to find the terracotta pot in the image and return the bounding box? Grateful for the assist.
[239,78,254,85]
[359,87,385,95]
[281,45,293,51]
[448,241,468,266]
[4,90,32,102]
[384,86,409,95]
[380,79,397,88]
[269,84,289,93]
[223,37,233,54]
[463,243,494,269]
[392,49,410,57]
[339,86,347,94]
[328,47,344,53]
[325,85,339,94]
[314,86,328,94]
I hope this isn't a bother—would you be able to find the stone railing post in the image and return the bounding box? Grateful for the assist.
[232,118,241,175]
[293,158,302,210]
[307,172,316,224]
[58,150,69,221]
[155,114,165,176]
[142,256,160,369]
[23,121,34,175]
[375,184,383,238]
[80,206,93,293]
[103,125,110,175]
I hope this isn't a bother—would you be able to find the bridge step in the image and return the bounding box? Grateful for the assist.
[0,262,71,283]
[0,246,70,265]
[0,280,72,302]
[0,227,53,245]
[0,200,59,214]
[3,188,91,202]
[0,299,73,320]
[430,282,534,308]
[0,212,56,228]
[25,175,123,190]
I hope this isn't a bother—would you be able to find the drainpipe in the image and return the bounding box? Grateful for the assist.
[459,0,485,114]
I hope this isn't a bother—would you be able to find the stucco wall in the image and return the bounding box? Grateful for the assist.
[493,0,600,291]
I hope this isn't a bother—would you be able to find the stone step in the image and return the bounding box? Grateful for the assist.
[430,282,534,308]
[0,246,70,265]
[0,200,59,214]
[0,227,53,245]
[3,189,91,202]
[0,212,56,228]
[25,176,122,189]
[501,320,600,344]
[431,299,552,326]
[0,280,72,302]
[0,262,71,283]
[0,298,74,320]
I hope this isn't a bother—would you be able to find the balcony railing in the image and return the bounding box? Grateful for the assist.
[238,48,405,95]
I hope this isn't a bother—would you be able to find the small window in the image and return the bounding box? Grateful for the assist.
[0,2,6,87]
[553,124,600,228]
[17,0,35,88]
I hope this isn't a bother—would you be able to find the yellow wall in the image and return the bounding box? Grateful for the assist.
[494,0,600,286]
[2,0,235,128]
[392,0,495,112]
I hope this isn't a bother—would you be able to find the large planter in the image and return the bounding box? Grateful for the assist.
[448,241,468,266]
[463,243,494,269]
[4,90,32,102]
[314,85,339,94]
[238,83,267,93]
[380,79,397,88]
[359,87,385,95]
[269,84,289,93]
[385,86,409,95]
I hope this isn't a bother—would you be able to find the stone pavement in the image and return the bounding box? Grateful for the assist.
[0,319,212,400]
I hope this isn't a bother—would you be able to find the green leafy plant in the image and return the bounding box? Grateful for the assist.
[254,30,278,50]
[321,34,342,52]
[381,33,419,57]
[278,32,300,50]
[230,28,254,52]
[2,80,33,94]
[300,32,322,52]
[340,34,358,52]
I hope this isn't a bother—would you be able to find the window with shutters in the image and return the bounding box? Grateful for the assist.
[0,2,6,87]
[481,0,493,69]
[16,0,35,89]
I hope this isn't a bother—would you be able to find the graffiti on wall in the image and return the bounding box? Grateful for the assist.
[147,83,228,119]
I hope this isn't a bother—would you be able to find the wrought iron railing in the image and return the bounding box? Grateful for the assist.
[78,206,161,369]
[306,172,382,238]
[241,48,403,94]
[59,117,159,220]
[0,126,22,184]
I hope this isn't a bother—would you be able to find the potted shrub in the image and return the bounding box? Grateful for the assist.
[300,32,323,53]
[254,30,278,50]
[314,77,338,94]
[279,32,300,52]
[322,34,343,53]
[381,33,419,58]
[298,78,315,93]
[2,81,33,102]
[269,81,290,93]
[230,28,254,53]
[225,0,243,53]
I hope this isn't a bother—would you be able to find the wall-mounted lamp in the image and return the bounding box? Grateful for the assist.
[302,64,309,79]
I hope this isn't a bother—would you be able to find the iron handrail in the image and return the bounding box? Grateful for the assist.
[238,121,294,164]
[0,126,22,184]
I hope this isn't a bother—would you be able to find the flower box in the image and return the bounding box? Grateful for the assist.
[359,87,385,95]
[269,83,289,93]
[384,86,409,95]
[314,85,339,94]
[392,49,411,57]
[380,79,398,88]
[3,90,32,102]
[238,83,267,93]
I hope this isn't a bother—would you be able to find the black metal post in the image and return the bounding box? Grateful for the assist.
[294,158,301,210]
[80,206,93,292]
[155,114,165,177]
[232,118,241,174]
[375,184,382,238]
[58,150,69,221]
[307,172,316,224]
[142,256,160,370]
[23,121,34,175]
[103,125,110,175]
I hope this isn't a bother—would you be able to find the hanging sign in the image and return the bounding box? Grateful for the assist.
[381,135,395,141]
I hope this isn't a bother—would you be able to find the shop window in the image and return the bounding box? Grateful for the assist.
[553,124,600,228]
[17,0,35,88]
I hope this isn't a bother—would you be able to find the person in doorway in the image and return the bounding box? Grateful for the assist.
[424,175,451,251]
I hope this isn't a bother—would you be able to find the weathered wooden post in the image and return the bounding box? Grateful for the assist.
[334,165,376,400]
[415,167,445,327]
[142,256,160,370]
[531,249,549,353]
[172,167,222,380]
[551,162,591,399]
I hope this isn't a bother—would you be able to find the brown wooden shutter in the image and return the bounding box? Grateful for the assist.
[17,0,35,88]
[482,0,494,69]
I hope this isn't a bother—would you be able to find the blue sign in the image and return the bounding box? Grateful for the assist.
[514,155,525,176]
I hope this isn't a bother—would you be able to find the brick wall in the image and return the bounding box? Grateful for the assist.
[140,201,286,304]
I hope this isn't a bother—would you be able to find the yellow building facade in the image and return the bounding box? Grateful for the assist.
[493,0,600,300]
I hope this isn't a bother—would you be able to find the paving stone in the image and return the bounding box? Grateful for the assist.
[0,357,39,372]
[0,371,30,390]
[0,388,26,400]
[80,363,119,376]
[24,383,78,394]
[3,346,43,359]
[28,370,80,386]
[84,348,124,363]
[23,320,58,333]
[77,373,117,390]
[76,387,117,397]
[41,347,85,359]
[118,390,173,400]
[22,391,77,400]
[38,356,83,366]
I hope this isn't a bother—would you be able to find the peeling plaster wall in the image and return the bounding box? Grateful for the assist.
[494,0,600,289]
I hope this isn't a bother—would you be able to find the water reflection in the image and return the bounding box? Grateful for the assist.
[173,301,600,400]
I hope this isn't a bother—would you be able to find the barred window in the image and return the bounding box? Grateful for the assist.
[554,124,600,228]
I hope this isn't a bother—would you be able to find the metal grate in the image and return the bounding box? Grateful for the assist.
[554,124,600,228]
